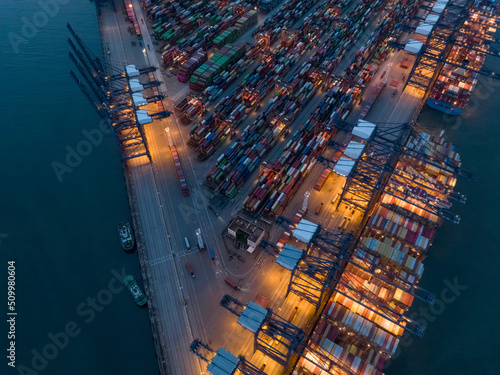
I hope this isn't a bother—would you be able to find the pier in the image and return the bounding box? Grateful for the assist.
[71,0,500,373]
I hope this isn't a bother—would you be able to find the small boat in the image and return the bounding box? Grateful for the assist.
[124,275,147,307]
[118,222,135,251]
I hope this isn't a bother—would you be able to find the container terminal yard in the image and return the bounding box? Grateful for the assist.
[70,0,499,373]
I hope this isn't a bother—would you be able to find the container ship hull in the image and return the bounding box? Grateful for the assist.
[425,2,497,116]
[426,98,463,116]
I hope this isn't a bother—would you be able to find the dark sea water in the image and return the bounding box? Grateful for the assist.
[1,1,499,375]
[1,1,159,374]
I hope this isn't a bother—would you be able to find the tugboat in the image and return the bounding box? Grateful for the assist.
[118,222,135,251]
[124,275,147,307]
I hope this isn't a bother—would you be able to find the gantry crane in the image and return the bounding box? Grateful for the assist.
[274,213,428,338]
[325,122,411,219]
[220,295,359,375]
[320,123,469,225]
[68,23,169,162]
[242,88,261,108]
[233,4,246,18]
[272,216,354,310]
[281,29,297,49]
[254,32,271,51]
[397,0,500,93]
[190,340,268,375]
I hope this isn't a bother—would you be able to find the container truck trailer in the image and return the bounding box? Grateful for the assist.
[195,228,204,250]
[186,262,195,277]
[208,247,215,264]
[224,277,240,290]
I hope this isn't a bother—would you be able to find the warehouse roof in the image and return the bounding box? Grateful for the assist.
[293,219,318,244]
[344,141,365,160]
[334,157,356,177]
[206,348,238,375]
[425,14,440,25]
[276,244,304,271]
[129,78,144,92]
[126,64,140,77]
[404,40,423,54]
[136,109,152,124]
[352,120,376,139]
[432,0,448,14]
[238,302,267,333]
[132,92,147,107]
[415,23,433,36]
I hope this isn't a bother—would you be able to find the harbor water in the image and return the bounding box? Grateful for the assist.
[0,1,159,374]
[0,1,498,374]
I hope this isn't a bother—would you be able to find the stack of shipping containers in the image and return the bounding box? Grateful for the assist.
[177,51,208,83]
[205,61,323,197]
[292,131,462,375]
[190,43,247,91]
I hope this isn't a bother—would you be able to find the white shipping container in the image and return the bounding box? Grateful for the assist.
[345,311,354,326]
[353,315,363,332]
[333,344,343,359]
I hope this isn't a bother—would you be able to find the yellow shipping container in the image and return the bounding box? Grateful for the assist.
[393,288,403,302]
[379,287,389,300]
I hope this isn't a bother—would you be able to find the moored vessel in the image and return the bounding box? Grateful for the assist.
[118,221,135,251]
[426,4,498,115]
[124,275,147,307]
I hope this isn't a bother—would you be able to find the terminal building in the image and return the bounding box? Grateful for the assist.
[227,216,265,253]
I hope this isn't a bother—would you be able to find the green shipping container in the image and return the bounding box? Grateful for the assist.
[228,187,238,198]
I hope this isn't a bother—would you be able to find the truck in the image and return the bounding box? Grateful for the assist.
[338,216,347,229]
[315,168,332,191]
[224,277,240,290]
[195,228,205,250]
[331,193,340,205]
[186,262,195,277]
[208,247,215,264]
